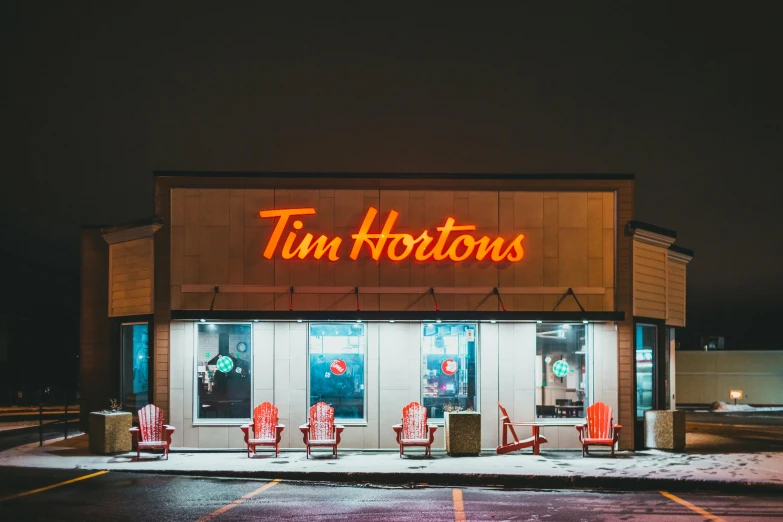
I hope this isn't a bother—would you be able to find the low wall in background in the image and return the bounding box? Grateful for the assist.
[675,351,783,405]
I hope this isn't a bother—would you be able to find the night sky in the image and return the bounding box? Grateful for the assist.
[1,3,781,350]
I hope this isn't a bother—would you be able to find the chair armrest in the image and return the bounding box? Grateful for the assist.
[240,425,251,444]
[275,424,285,444]
[334,424,344,445]
[612,424,623,430]
[299,424,310,446]
[164,425,175,444]
[427,424,438,444]
[574,424,587,432]
[392,424,403,444]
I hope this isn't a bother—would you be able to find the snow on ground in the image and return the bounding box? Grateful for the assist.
[712,401,783,412]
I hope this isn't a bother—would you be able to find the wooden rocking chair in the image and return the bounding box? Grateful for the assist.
[392,402,438,458]
[240,402,286,458]
[299,402,344,459]
[496,402,548,455]
[129,404,175,460]
[575,401,622,456]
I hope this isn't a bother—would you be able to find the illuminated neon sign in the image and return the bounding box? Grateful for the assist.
[259,207,525,262]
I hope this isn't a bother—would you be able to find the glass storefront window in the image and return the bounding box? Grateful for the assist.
[308,323,366,421]
[636,324,657,419]
[195,323,252,422]
[535,323,589,419]
[421,323,478,420]
[121,323,149,413]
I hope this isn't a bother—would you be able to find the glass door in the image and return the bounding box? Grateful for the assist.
[121,323,150,413]
[635,324,657,420]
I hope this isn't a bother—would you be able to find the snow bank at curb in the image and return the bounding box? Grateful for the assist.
[711,401,783,412]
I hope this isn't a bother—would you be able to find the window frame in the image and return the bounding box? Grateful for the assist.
[419,321,481,426]
[192,321,254,426]
[533,321,594,424]
[306,321,369,425]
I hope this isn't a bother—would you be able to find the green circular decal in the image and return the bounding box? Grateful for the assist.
[552,359,569,378]
[216,356,234,373]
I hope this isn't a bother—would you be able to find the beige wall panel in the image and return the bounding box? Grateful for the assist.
[199,189,229,226]
[424,190,454,228]
[468,191,499,228]
[334,190,368,228]
[379,190,410,227]
[588,257,603,287]
[243,189,274,227]
[543,258,559,287]
[243,227,274,285]
[171,227,184,286]
[229,196,244,256]
[198,227,230,284]
[229,255,243,285]
[244,293,275,311]
[287,189,320,209]
[543,197,559,258]
[513,192,544,228]
[169,188,617,313]
[512,295,544,311]
[171,189,185,226]
[558,192,588,228]
[184,195,200,256]
[513,228,544,287]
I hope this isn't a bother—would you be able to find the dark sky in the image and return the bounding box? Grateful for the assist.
[1,2,781,348]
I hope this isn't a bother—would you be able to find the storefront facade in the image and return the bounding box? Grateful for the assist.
[80,173,692,451]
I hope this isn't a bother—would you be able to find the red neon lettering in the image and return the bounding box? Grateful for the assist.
[258,206,525,263]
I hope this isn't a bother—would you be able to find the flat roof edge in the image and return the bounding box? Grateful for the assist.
[153,171,635,181]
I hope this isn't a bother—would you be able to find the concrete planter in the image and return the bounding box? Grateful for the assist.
[445,411,481,456]
[644,410,686,451]
[89,411,132,454]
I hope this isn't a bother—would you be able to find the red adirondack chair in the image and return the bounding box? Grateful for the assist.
[299,402,344,459]
[129,404,175,460]
[575,401,622,456]
[496,402,548,455]
[392,402,438,458]
[240,402,286,458]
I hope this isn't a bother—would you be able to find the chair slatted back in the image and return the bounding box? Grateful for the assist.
[253,402,278,440]
[309,402,334,441]
[497,402,520,443]
[401,402,427,439]
[586,402,613,439]
[138,404,164,442]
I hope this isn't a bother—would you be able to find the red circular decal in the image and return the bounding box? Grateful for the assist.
[441,359,458,376]
[330,359,347,375]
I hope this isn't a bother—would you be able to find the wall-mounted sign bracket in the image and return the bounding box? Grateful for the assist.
[209,286,219,311]
[354,286,360,311]
[552,287,585,313]
[429,287,439,312]
[494,287,507,312]
[289,286,294,311]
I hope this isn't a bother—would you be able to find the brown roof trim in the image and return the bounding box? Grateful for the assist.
[154,171,635,181]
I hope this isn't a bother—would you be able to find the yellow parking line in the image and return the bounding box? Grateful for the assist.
[196,479,281,522]
[0,470,109,503]
[452,489,466,522]
[659,490,727,522]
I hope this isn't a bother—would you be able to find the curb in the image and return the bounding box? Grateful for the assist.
[64,466,783,494]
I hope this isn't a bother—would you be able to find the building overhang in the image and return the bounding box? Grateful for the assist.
[171,310,625,323]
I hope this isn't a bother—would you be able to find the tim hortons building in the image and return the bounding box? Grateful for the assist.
[80,173,693,451]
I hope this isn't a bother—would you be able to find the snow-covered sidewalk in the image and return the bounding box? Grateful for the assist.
[1,433,781,493]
